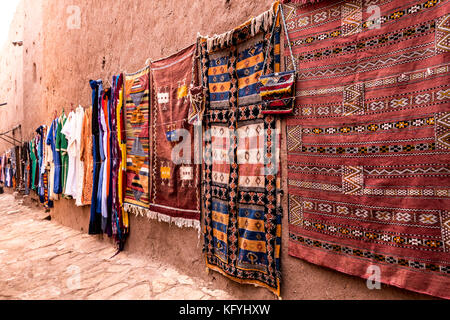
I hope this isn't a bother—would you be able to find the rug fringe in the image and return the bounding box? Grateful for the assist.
[145,209,201,233]
[124,203,147,217]
[124,204,200,232]
[206,4,275,52]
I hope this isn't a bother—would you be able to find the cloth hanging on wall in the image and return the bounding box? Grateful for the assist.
[117,75,129,228]
[145,44,201,230]
[202,1,283,296]
[123,66,151,215]
[111,74,129,250]
[46,118,61,198]
[56,113,68,195]
[80,106,93,205]
[89,79,103,235]
[61,111,77,198]
[283,0,450,299]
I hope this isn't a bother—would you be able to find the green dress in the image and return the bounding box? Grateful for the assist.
[30,140,37,190]
[56,114,68,195]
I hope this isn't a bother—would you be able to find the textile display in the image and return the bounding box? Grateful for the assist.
[89,79,103,235]
[116,75,130,236]
[202,2,283,296]
[111,74,129,249]
[46,118,61,197]
[147,44,201,229]
[56,112,68,195]
[123,66,151,215]
[80,107,93,205]
[284,0,450,298]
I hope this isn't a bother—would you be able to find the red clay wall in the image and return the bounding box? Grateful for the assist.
[1,0,434,300]
[0,1,24,153]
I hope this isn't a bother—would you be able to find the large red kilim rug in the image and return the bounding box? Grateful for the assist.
[284,0,450,298]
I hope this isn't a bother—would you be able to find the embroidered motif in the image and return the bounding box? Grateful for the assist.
[341,0,363,36]
[160,165,171,180]
[342,166,364,195]
[343,83,365,116]
[441,211,450,252]
[302,115,435,135]
[287,125,302,152]
[290,233,450,274]
[435,112,450,149]
[288,194,303,226]
[436,14,450,53]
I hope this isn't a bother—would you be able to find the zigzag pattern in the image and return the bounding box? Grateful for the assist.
[288,165,342,174]
[289,195,303,226]
[365,167,450,175]
[299,48,434,78]
[287,125,303,152]
[436,14,450,53]
[343,83,364,116]
[342,166,364,195]
[442,211,450,252]
[341,0,362,36]
[436,112,450,149]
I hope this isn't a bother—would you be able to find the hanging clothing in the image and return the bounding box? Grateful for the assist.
[47,118,62,196]
[36,126,46,203]
[89,79,103,235]
[61,111,77,198]
[56,113,68,195]
[30,141,37,191]
[45,121,58,201]
[117,74,129,235]
[99,89,110,233]
[113,73,128,250]
[74,106,85,206]
[80,106,93,205]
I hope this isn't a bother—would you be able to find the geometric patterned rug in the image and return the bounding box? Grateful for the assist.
[284,0,450,299]
[202,3,283,296]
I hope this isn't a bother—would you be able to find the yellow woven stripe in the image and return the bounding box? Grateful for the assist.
[209,81,231,93]
[238,216,266,233]
[238,238,267,253]
[213,228,227,243]
[212,210,229,225]
[236,53,264,70]
[260,86,291,97]
[238,71,262,89]
[208,65,228,76]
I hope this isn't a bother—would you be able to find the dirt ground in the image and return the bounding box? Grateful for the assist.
[0,193,233,300]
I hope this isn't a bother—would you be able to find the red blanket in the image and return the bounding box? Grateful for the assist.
[149,45,201,230]
[284,0,450,298]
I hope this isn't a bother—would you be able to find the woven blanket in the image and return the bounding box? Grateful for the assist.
[148,44,201,230]
[202,3,283,296]
[283,0,450,298]
[124,66,151,214]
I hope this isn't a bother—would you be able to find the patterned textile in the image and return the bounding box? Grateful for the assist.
[259,70,296,114]
[117,76,129,232]
[202,2,283,296]
[111,74,129,250]
[124,66,151,214]
[56,113,68,195]
[148,44,201,229]
[282,0,322,3]
[284,0,450,298]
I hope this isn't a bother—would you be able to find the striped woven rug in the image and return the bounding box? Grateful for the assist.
[284,0,450,298]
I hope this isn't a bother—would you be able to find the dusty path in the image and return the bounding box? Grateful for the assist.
[0,193,232,300]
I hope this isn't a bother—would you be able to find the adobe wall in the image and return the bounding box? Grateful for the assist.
[0,1,24,153]
[1,0,433,300]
